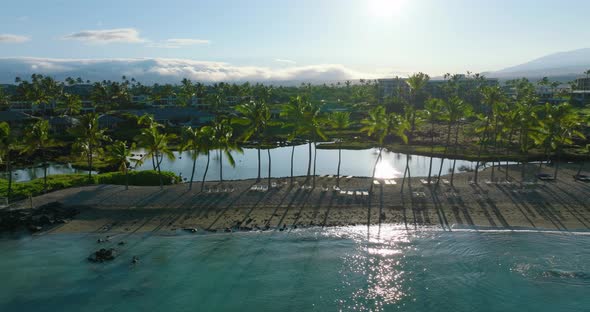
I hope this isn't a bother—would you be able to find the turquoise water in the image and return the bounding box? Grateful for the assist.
[0,226,588,311]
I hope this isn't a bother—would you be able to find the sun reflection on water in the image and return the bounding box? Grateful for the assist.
[331,225,419,311]
[374,158,403,180]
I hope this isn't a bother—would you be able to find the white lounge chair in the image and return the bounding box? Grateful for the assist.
[373,180,381,185]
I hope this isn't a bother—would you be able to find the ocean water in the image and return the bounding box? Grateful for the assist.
[0,226,588,311]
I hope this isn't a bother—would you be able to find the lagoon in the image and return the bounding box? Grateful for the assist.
[6,146,487,183]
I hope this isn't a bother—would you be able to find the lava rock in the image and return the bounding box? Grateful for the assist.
[88,248,117,263]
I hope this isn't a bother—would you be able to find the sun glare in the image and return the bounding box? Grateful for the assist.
[368,0,406,18]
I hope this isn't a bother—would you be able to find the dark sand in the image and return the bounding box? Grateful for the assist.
[11,165,590,235]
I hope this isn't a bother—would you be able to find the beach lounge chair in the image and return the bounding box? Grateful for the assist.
[261,185,269,192]
[412,191,426,198]
[373,180,381,185]
[346,175,354,179]
[327,175,334,179]
[536,173,555,181]
[332,185,341,192]
[271,182,278,188]
[250,185,259,192]
[442,179,450,185]
[347,191,354,196]
[362,191,369,196]
[355,191,362,196]
[574,174,590,182]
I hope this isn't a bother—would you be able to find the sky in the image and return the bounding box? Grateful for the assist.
[0,0,589,82]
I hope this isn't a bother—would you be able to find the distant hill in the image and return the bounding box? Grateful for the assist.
[487,48,590,79]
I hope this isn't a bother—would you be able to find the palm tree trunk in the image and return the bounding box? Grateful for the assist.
[267,148,272,189]
[336,140,342,187]
[219,150,223,182]
[290,144,295,184]
[474,123,489,184]
[151,154,156,170]
[124,165,129,190]
[401,153,412,193]
[553,147,561,179]
[427,122,434,183]
[6,152,12,200]
[436,123,452,186]
[369,147,383,194]
[157,152,163,190]
[491,119,499,181]
[306,141,312,182]
[201,152,210,192]
[313,142,317,188]
[257,145,261,182]
[88,144,93,182]
[42,148,47,192]
[189,151,197,190]
[504,129,514,181]
[450,124,460,185]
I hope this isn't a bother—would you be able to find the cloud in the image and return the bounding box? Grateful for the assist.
[0,34,30,43]
[147,38,211,49]
[0,57,380,84]
[274,59,297,65]
[61,28,145,44]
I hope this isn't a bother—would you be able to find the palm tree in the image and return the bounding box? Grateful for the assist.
[22,120,51,192]
[328,112,351,187]
[105,141,134,190]
[60,93,82,115]
[422,98,444,183]
[473,86,504,184]
[437,96,470,185]
[0,122,13,200]
[533,103,585,179]
[211,119,241,183]
[233,101,271,182]
[361,106,388,194]
[135,115,176,189]
[70,113,110,182]
[180,126,203,190]
[576,144,590,178]
[406,72,430,142]
[199,126,215,192]
[281,96,307,184]
[178,78,196,107]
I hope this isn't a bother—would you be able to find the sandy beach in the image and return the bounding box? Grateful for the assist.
[10,165,590,235]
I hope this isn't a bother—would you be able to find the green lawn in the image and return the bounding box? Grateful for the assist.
[0,170,180,202]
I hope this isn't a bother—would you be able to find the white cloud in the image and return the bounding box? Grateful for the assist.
[274,59,297,65]
[61,28,145,44]
[0,57,380,84]
[0,34,30,43]
[147,38,211,49]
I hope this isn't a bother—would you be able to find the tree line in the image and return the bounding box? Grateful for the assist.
[1,71,589,202]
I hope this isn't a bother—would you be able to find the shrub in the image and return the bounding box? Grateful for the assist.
[0,170,180,201]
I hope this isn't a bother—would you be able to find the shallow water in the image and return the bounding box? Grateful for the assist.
[0,226,588,311]
[135,145,482,182]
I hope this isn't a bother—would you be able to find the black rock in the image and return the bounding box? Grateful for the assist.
[88,248,117,263]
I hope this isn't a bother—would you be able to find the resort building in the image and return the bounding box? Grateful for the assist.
[8,100,56,114]
[377,78,409,102]
[125,107,215,127]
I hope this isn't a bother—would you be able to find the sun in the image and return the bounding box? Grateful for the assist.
[368,0,406,18]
